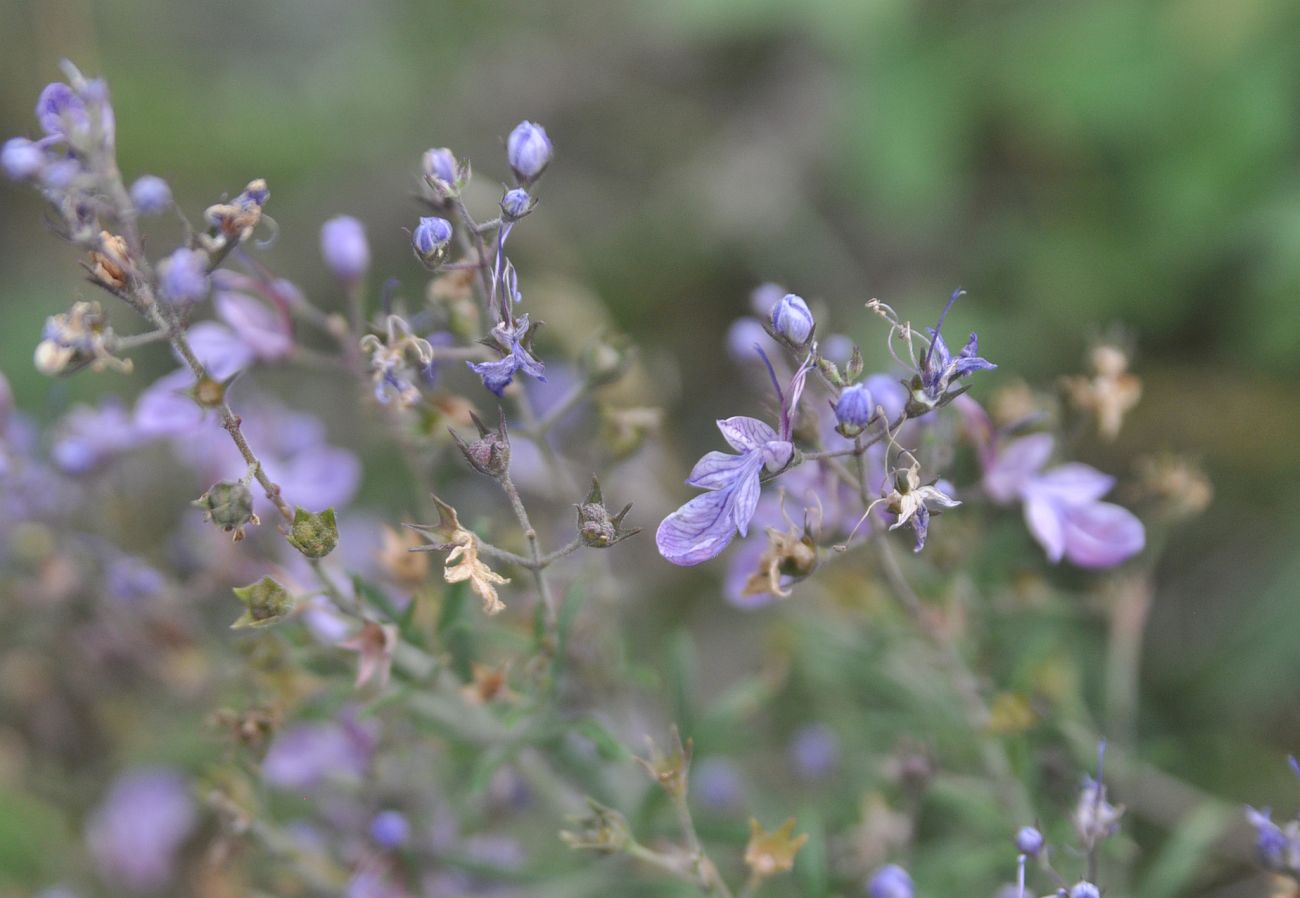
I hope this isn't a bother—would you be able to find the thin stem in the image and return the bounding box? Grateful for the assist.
[876,537,1036,823]
[667,786,735,898]
[498,471,557,630]
[106,328,170,351]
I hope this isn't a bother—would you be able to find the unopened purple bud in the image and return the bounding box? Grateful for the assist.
[422,147,459,185]
[2,138,44,180]
[770,293,814,345]
[501,187,532,220]
[129,175,172,214]
[867,864,913,898]
[41,159,79,189]
[506,120,552,184]
[320,215,370,281]
[1069,883,1100,898]
[412,216,452,265]
[1014,826,1044,855]
[834,382,874,432]
[370,810,411,849]
[158,247,210,305]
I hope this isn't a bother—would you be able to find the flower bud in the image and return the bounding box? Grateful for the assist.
[158,247,210,305]
[770,293,814,345]
[230,576,293,629]
[422,147,459,186]
[2,138,44,180]
[449,409,510,478]
[412,215,452,267]
[194,479,259,541]
[867,864,914,898]
[129,175,172,214]
[576,476,639,548]
[370,811,410,849]
[1014,825,1044,856]
[500,187,533,221]
[1069,883,1100,898]
[287,507,339,559]
[506,120,552,184]
[833,382,874,436]
[320,215,370,282]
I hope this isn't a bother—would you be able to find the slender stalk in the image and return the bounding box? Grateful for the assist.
[876,538,1036,823]
[499,471,557,630]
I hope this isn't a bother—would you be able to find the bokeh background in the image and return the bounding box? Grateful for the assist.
[3,0,1300,895]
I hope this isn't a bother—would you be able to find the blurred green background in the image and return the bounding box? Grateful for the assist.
[3,0,1300,892]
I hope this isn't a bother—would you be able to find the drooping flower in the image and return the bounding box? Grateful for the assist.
[506,120,552,184]
[467,314,546,396]
[320,214,370,281]
[658,351,809,566]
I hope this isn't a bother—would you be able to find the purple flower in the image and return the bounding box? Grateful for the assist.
[789,723,840,780]
[36,82,88,138]
[749,282,787,317]
[2,137,44,180]
[158,247,210,305]
[725,317,781,365]
[867,864,914,898]
[1069,884,1101,898]
[693,758,746,810]
[914,289,996,408]
[215,291,294,361]
[834,382,874,432]
[770,293,814,344]
[659,350,810,566]
[412,215,452,263]
[370,810,411,849]
[51,399,137,473]
[506,120,552,184]
[1015,825,1044,856]
[129,175,172,214]
[85,768,197,892]
[263,717,377,791]
[1245,806,1291,870]
[105,554,165,601]
[865,373,908,422]
[500,187,533,220]
[321,215,370,281]
[467,314,546,396]
[422,147,459,185]
[972,412,1145,568]
[657,416,794,566]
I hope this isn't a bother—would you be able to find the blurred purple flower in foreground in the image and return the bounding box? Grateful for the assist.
[85,767,196,892]
[962,400,1144,568]
[263,715,378,792]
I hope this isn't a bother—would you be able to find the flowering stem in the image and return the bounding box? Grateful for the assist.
[144,302,293,522]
